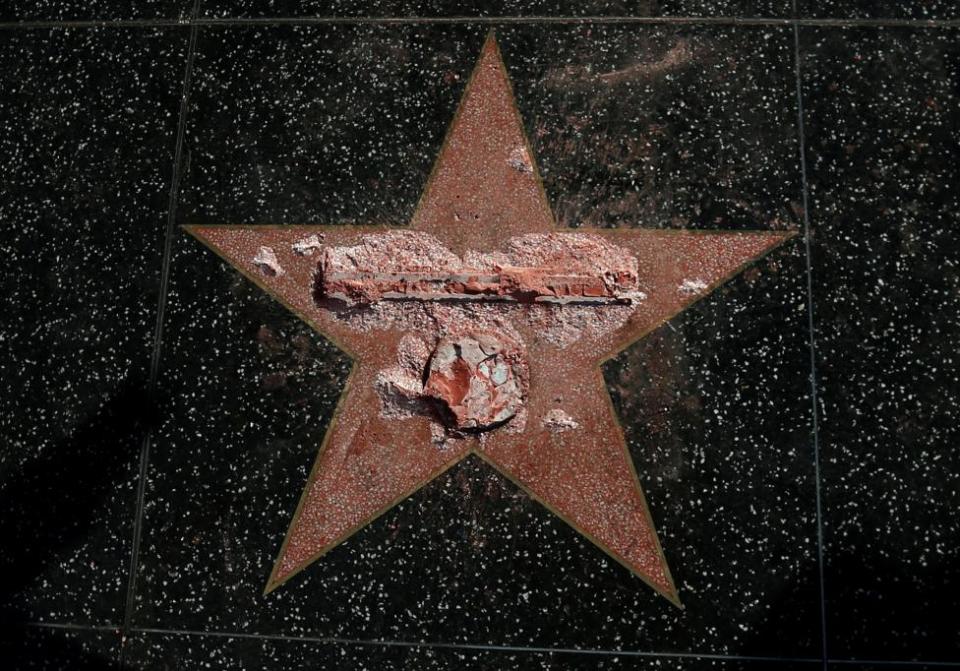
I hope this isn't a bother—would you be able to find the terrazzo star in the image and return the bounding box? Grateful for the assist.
[187,33,794,606]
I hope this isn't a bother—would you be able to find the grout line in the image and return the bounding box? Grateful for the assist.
[0,18,190,29]
[192,16,960,27]
[25,622,120,633]
[0,16,959,29]
[128,626,822,663]
[791,19,829,671]
[118,0,202,665]
[24,622,960,667]
[829,661,960,669]
[119,432,154,631]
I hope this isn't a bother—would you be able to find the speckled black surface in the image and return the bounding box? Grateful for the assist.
[179,24,803,230]
[0,626,120,670]
[179,25,482,228]
[0,26,186,635]
[0,1,193,22]
[829,666,956,671]
[123,632,822,670]
[2,4,958,671]
[200,1,792,19]
[795,1,960,20]
[800,27,960,662]
[502,25,803,232]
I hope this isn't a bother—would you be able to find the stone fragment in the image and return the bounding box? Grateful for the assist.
[507,145,533,173]
[543,408,580,432]
[374,334,433,421]
[678,278,709,295]
[423,332,525,432]
[252,246,284,277]
[292,234,325,256]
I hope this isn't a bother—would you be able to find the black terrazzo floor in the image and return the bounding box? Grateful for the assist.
[1,2,958,670]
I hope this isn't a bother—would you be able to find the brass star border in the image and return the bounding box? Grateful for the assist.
[185,33,796,607]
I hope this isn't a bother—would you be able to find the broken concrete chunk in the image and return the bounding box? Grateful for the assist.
[424,332,526,432]
[678,278,709,295]
[507,145,533,173]
[543,408,579,432]
[476,332,503,355]
[253,246,284,277]
[490,361,510,386]
[317,230,642,306]
[457,339,487,366]
[292,234,325,256]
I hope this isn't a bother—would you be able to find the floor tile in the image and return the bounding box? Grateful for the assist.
[0,28,187,626]
[133,23,817,658]
[828,664,960,671]
[795,1,959,20]
[800,27,960,661]
[0,625,120,670]
[203,1,791,19]
[122,632,819,669]
[0,1,192,21]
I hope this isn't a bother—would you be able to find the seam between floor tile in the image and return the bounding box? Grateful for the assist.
[829,661,960,669]
[25,622,120,633]
[118,0,202,665]
[0,17,959,30]
[24,622,960,667]
[791,16,828,671]
[191,16,960,28]
[127,626,825,663]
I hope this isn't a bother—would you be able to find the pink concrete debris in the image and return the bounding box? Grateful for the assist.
[317,231,642,305]
[424,331,526,432]
[252,246,284,277]
[678,278,709,295]
[507,145,533,173]
[374,334,433,421]
[543,408,580,432]
[292,234,325,256]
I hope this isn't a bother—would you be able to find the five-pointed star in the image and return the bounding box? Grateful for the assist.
[186,33,794,607]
